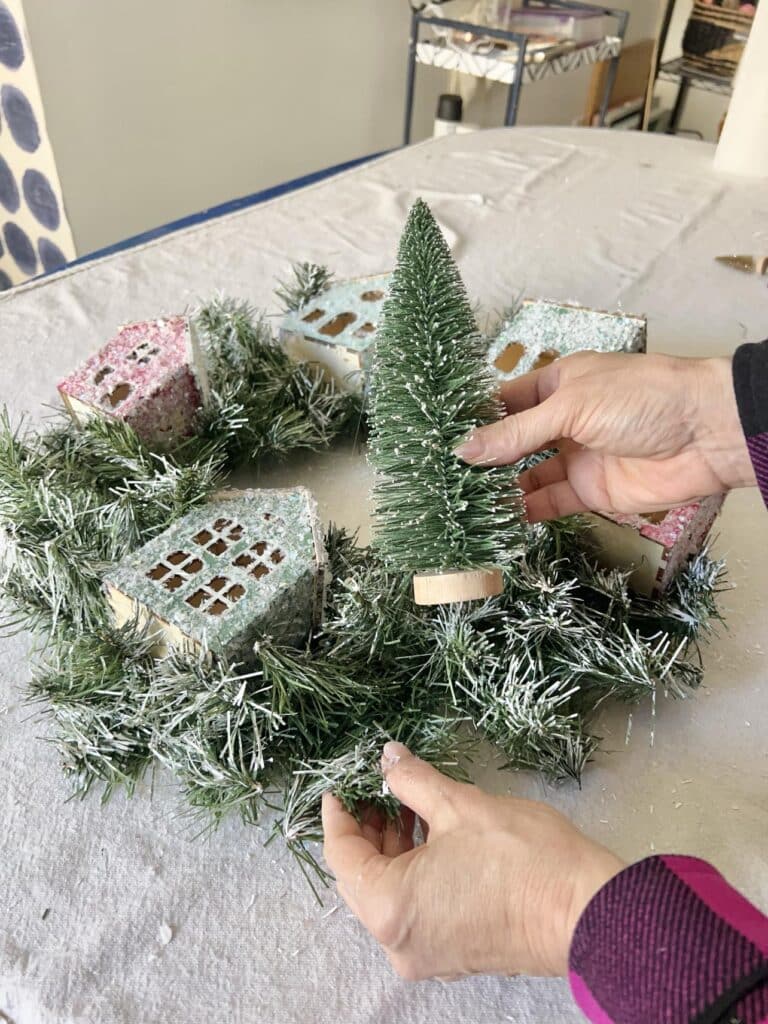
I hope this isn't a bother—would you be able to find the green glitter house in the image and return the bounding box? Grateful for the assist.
[488,299,647,380]
[103,487,328,660]
[281,272,391,393]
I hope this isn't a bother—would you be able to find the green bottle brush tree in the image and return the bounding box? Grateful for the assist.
[369,199,526,605]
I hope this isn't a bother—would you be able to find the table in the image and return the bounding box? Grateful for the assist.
[1,127,767,1024]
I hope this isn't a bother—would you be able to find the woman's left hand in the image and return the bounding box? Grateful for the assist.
[322,742,624,981]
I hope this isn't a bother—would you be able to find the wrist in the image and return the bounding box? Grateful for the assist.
[560,847,625,975]
[691,357,756,490]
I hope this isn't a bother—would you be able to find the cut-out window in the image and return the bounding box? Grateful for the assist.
[127,342,160,363]
[320,312,357,337]
[303,308,325,323]
[252,564,270,580]
[251,541,267,556]
[360,290,384,302]
[233,553,254,569]
[354,322,375,338]
[106,382,131,407]
[193,520,243,557]
[532,349,560,371]
[639,510,669,525]
[270,549,284,564]
[147,552,202,588]
[493,342,525,374]
[185,575,244,617]
[93,365,113,385]
[186,589,207,609]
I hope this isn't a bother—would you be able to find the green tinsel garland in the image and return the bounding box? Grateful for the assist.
[0,295,726,892]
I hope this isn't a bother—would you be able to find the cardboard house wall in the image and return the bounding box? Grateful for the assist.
[58,316,210,445]
[488,299,647,380]
[103,487,327,660]
[585,495,724,597]
[281,273,391,392]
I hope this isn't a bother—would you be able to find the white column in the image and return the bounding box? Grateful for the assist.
[714,4,768,178]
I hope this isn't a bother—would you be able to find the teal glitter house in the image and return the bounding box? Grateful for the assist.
[488,299,647,380]
[103,487,328,660]
[281,273,391,392]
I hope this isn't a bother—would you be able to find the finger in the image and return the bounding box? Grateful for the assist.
[382,807,415,858]
[455,393,572,467]
[381,742,465,826]
[524,480,590,523]
[555,437,583,457]
[518,453,568,494]
[360,804,386,852]
[321,793,389,902]
[498,367,551,414]
[498,350,609,414]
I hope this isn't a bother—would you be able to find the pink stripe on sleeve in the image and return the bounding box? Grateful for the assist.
[569,971,616,1024]
[661,855,768,955]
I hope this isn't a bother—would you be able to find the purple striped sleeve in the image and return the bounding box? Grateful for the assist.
[746,436,768,506]
[733,340,768,508]
[568,855,768,1024]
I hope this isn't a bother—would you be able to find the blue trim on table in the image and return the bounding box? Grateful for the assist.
[57,151,389,274]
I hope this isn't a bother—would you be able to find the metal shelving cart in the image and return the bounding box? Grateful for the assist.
[657,56,733,134]
[403,0,629,144]
[650,0,736,136]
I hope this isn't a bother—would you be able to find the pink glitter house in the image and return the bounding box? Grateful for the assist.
[586,495,724,597]
[58,316,210,445]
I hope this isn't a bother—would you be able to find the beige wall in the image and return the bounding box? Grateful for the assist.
[22,1,422,255]
[23,1,690,257]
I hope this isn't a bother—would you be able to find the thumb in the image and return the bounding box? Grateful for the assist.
[382,741,465,826]
[454,392,571,466]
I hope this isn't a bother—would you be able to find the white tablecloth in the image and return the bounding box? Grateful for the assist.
[1,127,767,1024]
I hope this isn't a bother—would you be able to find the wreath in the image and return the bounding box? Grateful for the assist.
[0,249,725,894]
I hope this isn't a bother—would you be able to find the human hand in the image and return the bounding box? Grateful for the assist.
[454,352,755,522]
[321,742,623,981]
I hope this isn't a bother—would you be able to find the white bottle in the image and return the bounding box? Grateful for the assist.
[433,93,464,137]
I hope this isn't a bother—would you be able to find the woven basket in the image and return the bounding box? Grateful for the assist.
[682,2,754,79]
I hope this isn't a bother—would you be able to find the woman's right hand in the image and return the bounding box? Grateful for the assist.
[454,352,755,522]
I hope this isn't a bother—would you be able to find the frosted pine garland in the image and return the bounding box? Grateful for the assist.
[0,291,727,892]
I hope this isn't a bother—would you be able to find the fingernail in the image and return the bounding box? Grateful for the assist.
[453,431,484,462]
[382,740,409,773]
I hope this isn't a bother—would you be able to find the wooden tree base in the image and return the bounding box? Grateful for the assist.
[412,568,504,606]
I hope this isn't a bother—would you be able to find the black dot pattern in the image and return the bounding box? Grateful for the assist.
[0,2,24,71]
[0,5,72,286]
[0,153,19,213]
[38,236,66,273]
[1,83,40,152]
[4,220,36,274]
[23,168,59,230]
